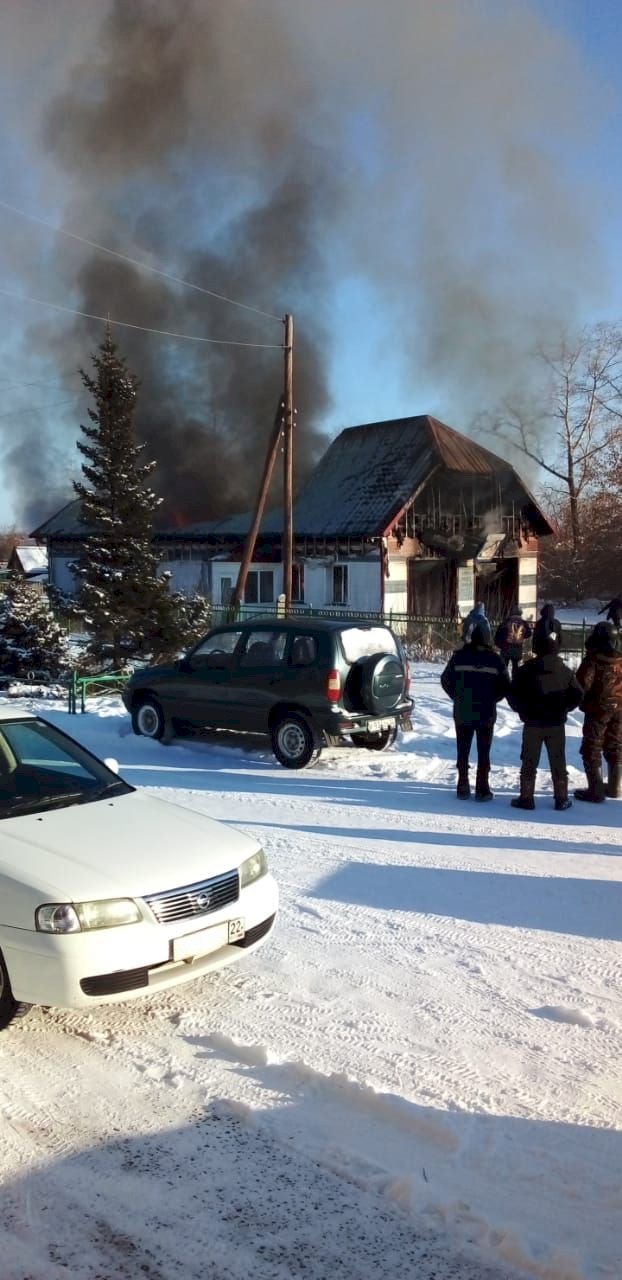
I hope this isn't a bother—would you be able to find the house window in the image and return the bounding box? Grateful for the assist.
[244,570,274,605]
[292,564,304,603]
[220,577,233,607]
[332,564,348,605]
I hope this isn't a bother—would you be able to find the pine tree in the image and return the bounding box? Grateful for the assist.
[0,578,69,678]
[73,327,175,666]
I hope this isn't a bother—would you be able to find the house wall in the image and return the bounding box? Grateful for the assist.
[299,557,381,613]
[157,559,210,597]
[384,556,408,614]
[517,545,538,620]
[50,554,77,595]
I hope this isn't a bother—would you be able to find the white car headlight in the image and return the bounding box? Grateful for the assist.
[239,849,268,888]
[36,898,141,933]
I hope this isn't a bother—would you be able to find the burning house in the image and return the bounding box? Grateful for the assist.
[34,414,551,623]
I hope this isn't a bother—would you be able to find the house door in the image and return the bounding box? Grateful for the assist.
[474,560,518,620]
[408,560,455,617]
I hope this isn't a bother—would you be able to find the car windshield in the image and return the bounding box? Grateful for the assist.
[0,718,132,819]
[339,627,398,664]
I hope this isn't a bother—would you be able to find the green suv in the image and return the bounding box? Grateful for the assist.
[122,617,413,769]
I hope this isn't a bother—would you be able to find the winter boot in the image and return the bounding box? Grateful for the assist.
[575,765,606,804]
[511,772,535,810]
[456,763,470,799]
[475,768,493,802]
[553,778,572,811]
[606,763,622,799]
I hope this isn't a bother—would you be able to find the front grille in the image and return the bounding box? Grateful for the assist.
[144,869,239,925]
[81,967,149,996]
[232,914,276,948]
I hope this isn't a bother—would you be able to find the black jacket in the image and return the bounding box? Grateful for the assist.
[441,643,511,726]
[510,654,582,726]
[532,615,563,657]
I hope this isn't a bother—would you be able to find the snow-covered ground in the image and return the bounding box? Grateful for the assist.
[0,666,620,1280]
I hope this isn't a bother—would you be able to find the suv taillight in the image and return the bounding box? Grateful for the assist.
[327,669,341,703]
[405,659,411,692]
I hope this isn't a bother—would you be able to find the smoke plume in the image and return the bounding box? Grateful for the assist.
[2,0,607,526]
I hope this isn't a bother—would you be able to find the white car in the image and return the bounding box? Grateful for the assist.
[0,707,278,1028]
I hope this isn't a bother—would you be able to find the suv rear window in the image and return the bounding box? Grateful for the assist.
[339,627,398,664]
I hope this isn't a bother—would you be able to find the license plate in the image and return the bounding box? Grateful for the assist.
[368,718,392,731]
[228,917,245,942]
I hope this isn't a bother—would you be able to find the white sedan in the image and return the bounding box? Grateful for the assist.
[0,707,278,1028]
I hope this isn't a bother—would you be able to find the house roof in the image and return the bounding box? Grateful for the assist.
[291,415,553,537]
[8,545,48,575]
[30,498,83,539]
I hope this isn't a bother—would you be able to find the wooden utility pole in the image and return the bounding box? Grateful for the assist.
[282,313,294,612]
[230,396,284,617]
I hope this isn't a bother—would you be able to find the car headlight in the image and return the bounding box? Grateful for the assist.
[239,849,268,888]
[36,898,142,933]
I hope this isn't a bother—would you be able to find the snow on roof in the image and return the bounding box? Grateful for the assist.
[10,545,48,574]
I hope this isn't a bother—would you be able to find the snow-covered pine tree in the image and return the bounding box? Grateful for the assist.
[73,327,176,666]
[0,578,69,678]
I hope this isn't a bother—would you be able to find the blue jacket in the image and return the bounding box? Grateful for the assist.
[461,605,491,646]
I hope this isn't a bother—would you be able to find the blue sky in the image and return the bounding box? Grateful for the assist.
[0,0,621,530]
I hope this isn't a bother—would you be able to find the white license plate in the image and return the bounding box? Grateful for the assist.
[228,917,245,942]
[368,718,391,731]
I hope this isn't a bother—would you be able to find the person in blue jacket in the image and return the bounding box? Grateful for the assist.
[461,601,491,646]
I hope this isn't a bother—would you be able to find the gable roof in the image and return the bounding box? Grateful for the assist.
[292,415,552,537]
[30,498,83,539]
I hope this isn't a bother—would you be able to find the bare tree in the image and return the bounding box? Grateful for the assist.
[494,324,622,567]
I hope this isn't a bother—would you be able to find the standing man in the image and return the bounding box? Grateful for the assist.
[509,635,582,811]
[532,603,563,657]
[441,624,511,801]
[461,601,491,646]
[494,605,532,678]
[575,621,622,802]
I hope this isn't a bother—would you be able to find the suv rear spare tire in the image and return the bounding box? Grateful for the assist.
[358,653,405,715]
[271,714,320,769]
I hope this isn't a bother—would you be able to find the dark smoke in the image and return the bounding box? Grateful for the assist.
[37,0,336,525]
[3,0,608,526]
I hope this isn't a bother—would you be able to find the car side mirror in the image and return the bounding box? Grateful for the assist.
[104,757,119,774]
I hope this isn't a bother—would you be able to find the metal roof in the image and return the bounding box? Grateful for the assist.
[291,415,552,536]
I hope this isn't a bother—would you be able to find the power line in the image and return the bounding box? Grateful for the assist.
[0,197,283,323]
[0,286,284,348]
[0,395,84,422]
[0,372,81,391]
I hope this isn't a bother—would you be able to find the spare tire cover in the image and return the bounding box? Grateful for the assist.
[360,653,405,714]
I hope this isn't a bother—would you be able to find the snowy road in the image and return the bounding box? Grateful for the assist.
[0,667,620,1279]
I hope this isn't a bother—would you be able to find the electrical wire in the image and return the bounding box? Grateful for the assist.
[0,286,284,347]
[0,372,81,391]
[0,395,84,422]
[0,198,283,323]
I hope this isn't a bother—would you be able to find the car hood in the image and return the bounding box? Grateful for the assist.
[130,662,179,682]
[0,791,260,901]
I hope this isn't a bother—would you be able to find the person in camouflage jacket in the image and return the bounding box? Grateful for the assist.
[575,622,622,802]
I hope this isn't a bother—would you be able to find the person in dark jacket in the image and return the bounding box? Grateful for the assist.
[441,625,511,800]
[461,602,491,646]
[598,596,622,627]
[509,635,582,811]
[575,621,622,801]
[532,603,563,658]
[494,606,533,677]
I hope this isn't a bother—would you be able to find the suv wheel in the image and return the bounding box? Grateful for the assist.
[132,696,165,740]
[272,714,320,769]
[351,726,398,752]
